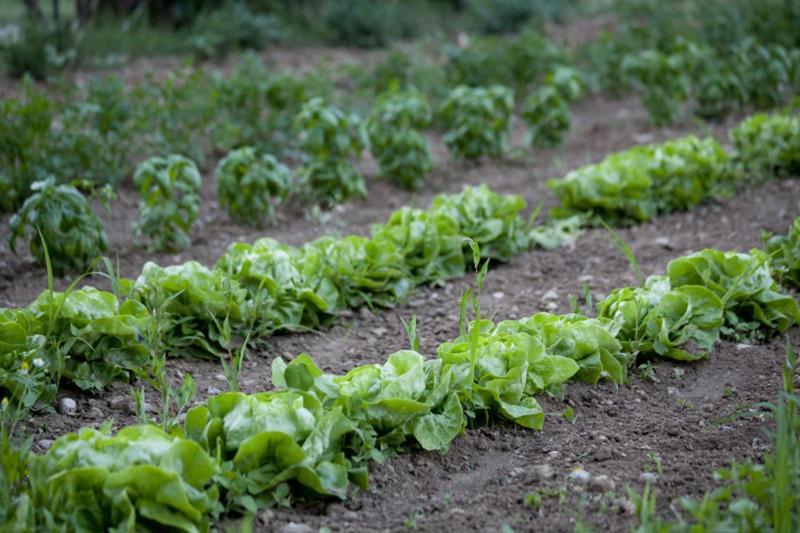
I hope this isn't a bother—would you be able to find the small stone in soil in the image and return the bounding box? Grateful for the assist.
[590,447,613,462]
[639,472,660,484]
[569,467,591,484]
[492,291,504,300]
[207,386,222,395]
[541,289,559,301]
[280,522,313,533]
[57,397,77,415]
[620,499,636,515]
[588,474,616,493]
[524,463,555,483]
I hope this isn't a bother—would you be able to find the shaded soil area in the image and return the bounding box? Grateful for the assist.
[1,55,798,531]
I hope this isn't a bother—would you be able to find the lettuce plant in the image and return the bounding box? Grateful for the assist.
[9,177,107,274]
[598,277,724,362]
[215,147,292,227]
[548,135,733,224]
[763,216,800,288]
[133,261,253,356]
[731,112,800,181]
[27,287,151,391]
[23,425,220,531]
[666,249,800,342]
[0,309,53,410]
[294,98,366,204]
[430,184,530,262]
[440,85,513,159]
[371,207,465,285]
[185,387,360,508]
[366,91,433,190]
[133,154,202,252]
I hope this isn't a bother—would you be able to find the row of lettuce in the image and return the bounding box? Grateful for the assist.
[4,108,799,409]
[9,106,799,278]
[549,110,800,224]
[6,81,570,272]
[1,184,560,408]
[1,111,799,530]
[3,217,800,530]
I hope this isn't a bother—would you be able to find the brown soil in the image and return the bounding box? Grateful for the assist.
[2,54,799,533]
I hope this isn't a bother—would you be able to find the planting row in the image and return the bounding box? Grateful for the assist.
[10,107,799,277]
[5,11,799,215]
[4,109,798,410]
[3,218,799,530]
[1,184,567,411]
[549,111,800,224]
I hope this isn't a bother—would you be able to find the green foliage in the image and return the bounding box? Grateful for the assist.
[763,216,800,288]
[493,313,628,386]
[189,2,282,59]
[0,79,129,213]
[206,55,330,154]
[133,261,253,357]
[466,0,550,35]
[0,79,53,212]
[366,91,433,190]
[522,66,582,148]
[445,29,563,91]
[430,184,530,262]
[371,208,465,285]
[27,288,151,391]
[133,154,202,252]
[547,66,583,103]
[322,0,404,48]
[440,85,514,159]
[1,17,76,80]
[622,47,692,126]
[9,178,107,274]
[730,38,796,109]
[215,147,293,227]
[731,112,800,180]
[215,184,532,335]
[548,135,734,224]
[294,98,366,204]
[598,277,724,362]
[0,310,53,411]
[693,59,742,120]
[666,249,800,342]
[523,85,571,148]
[22,425,220,532]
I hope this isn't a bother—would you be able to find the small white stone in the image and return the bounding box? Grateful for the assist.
[492,291,505,300]
[639,472,659,484]
[542,289,559,301]
[57,397,77,415]
[569,467,591,484]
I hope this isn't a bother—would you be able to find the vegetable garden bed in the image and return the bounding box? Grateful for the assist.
[2,17,800,527]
